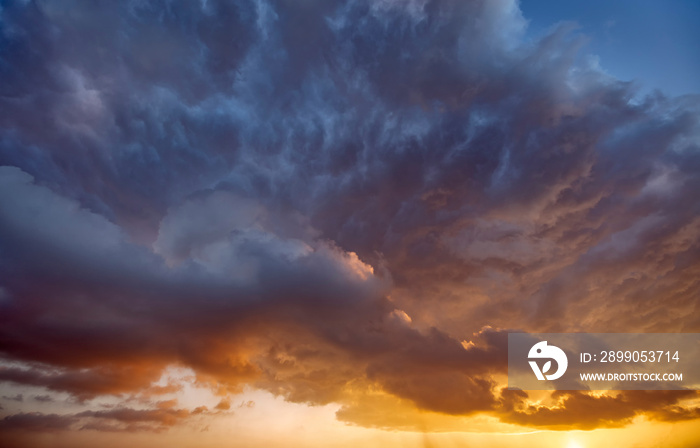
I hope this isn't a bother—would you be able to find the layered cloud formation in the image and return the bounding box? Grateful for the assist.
[1,0,699,438]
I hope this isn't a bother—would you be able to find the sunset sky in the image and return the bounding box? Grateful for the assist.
[1,1,699,447]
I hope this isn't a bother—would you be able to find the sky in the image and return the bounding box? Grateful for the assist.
[521,0,700,97]
[0,1,699,448]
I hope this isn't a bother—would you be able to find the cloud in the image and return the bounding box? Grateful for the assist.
[0,166,387,399]
[0,412,77,432]
[214,399,231,411]
[499,389,699,430]
[0,364,167,400]
[0,405,206,434]
[0,0,698,436]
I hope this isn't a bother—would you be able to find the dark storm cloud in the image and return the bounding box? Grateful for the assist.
[0,0,699,433]
[0,165,387,396]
